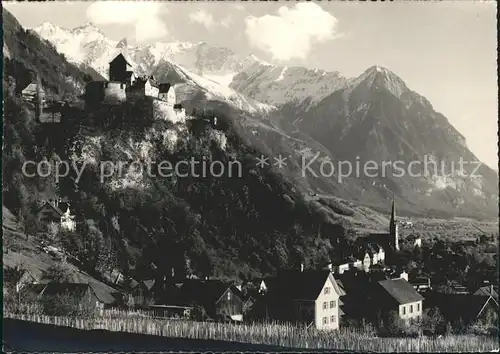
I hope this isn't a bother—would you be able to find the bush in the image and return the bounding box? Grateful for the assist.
[378,311,422,338]
[423,307,447,335]
[39,292,95,318]
[189,305,209,321]
[43,264,71,283]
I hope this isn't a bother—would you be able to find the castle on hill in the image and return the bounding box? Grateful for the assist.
[84,51,183,121]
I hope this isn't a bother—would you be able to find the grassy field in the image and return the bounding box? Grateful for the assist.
[5,313,498,352]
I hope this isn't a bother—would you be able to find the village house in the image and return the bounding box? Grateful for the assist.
[60,206,76,232]
[37,199,77,233]
[22,82,45,103]
[425,290,499,327]
[128,279,155,309]
[128,75,160,99]
[408,272,432,293]
[14,268,44,293]
[407,234,422,248]
[325,255,363,275]
[21,282,106,314]
[355,249,372,272]
[158,83,176,105]
[38,199,65,224]
[375,278,424,321]
[473,285,498,301]
[263,269,345,330]
[149,304,193,318]
[156,279,245,321]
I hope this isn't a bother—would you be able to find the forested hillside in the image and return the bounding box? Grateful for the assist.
[3,9,102,100]
[2,9,348,282]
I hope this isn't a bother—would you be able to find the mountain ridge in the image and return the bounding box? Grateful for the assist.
[29,20,498,218]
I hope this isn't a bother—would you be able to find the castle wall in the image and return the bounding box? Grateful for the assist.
[158,88,176,106]
[145,81,159,98]
[85,81,106,108]
[103,81,127,104]
[153,99,185,124]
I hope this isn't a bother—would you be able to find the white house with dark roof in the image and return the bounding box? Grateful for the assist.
[158,83,176,105]
[264,269,346,330]
[377,278,424,321]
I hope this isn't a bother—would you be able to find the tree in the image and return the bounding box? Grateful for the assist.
[43,264,71,283]
[423,307,447,335]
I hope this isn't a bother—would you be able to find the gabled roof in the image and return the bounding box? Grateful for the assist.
[170,279,241,307]
[143,279,155,291]
[110,52,136,68]
[20,283,48,301]
[158,83,172,93]
[378,278,424,304]
[474,286,498,301]
[425,292,499,324]
[22,83,44,95]
[15,268,39,283]
[39,201,64,216]
[41,282,93,300]
[133,77,158,89]
[267,270,345,301]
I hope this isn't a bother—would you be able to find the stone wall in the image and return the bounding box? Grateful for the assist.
[152,99,185,123]
[103,82,127,104]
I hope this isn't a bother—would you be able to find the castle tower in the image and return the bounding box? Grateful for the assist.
[389,198,399,251]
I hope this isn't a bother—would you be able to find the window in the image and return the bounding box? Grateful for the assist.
[323,302,327,310]
[330,300,336,308]
[402,306,406,315]
[323,317,328,324]
[331,315,336,323]
[410,304,413,313]
[417,303,420,311]
[227,292,232,301]
[324,287,330,295]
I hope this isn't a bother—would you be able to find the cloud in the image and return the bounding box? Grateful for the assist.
[220,16,233,28]
[233,4,245,11]
[86,2,167,42]
[244,3,340,61]
[189,9,214,29]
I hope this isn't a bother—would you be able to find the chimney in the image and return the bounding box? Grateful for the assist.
[300,263,304,272]
[491,284,494,296]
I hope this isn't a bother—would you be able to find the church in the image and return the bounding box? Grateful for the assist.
[367,198,399,251]
[352,199,400,270]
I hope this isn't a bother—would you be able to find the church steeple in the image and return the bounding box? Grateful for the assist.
[389,197,399,251]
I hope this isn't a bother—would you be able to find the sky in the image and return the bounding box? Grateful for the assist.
[4,1,498,170]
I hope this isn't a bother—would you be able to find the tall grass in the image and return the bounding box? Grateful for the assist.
[5,311,497,352]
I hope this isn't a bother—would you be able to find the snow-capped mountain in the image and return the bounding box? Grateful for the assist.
[32,22,351,110]
[28,21,498,217]
[166,62,275,114]
[229,61,348,108]
[31,22,256,81]
[276,65,499,216]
